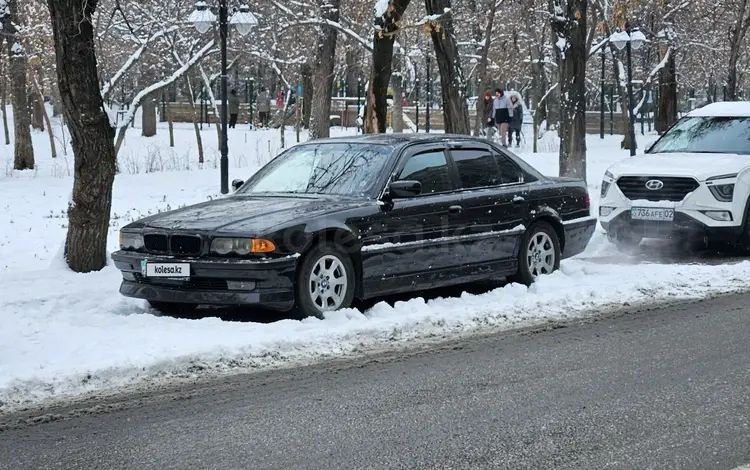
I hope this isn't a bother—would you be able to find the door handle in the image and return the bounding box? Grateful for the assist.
[512,196,525,204]
[449,205,463,214]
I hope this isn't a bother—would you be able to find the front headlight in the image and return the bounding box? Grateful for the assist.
[708,183,735,202]
[119,232,144,250]
[210,237,276,255]
[601,170,614,198]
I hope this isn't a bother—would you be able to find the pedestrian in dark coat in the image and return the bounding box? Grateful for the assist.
[228,89,240,128]
[508,94,523,147]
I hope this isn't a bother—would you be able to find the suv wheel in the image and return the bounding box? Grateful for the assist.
[295,243,355,319]
[511,221,561,286]
[606,230,642,252]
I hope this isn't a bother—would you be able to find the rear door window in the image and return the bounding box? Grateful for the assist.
[450,148,500,189]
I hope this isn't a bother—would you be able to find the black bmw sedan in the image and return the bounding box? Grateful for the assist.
[112,134,596,318]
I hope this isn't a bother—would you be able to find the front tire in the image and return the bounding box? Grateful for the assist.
[511,221,561,286]
[295,243,355,319]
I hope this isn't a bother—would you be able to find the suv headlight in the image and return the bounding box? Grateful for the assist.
[119,232,144,250]
[708,183,735,202]
[210,237,276,255]
[601,170,614,198]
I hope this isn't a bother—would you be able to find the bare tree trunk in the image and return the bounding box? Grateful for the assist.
[364,0,411,133]
[165,88,174,147]
[391,48,404,133]
[550,0,587,180]
[51,83,63,117]
[141,94,157,137]
[727,0,750,101]
[656,49,677,133]
[32,73,57,158]
[473,0,497,136]
[308,0,341,140]
[184,77,204,165]
[345,46,361,98]
[425,0,470,134]
[31,89,45,131]
[0,56,10,145]
[47,0,117,273]
[301,62,313,128]
[5,0,35,170]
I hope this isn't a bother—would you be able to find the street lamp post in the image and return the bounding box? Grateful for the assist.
[610,24,647,157]
[425,54,431,133]
[600,46,606,139]
[189,1,257,194]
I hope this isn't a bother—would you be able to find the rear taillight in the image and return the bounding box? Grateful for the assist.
[585,192,591,208]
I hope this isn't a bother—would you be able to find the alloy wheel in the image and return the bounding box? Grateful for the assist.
[308,254,348,311]
[526,232,556,277]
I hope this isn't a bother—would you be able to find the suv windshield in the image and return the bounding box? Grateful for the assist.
[237,142,394,197]
[649,116,750,155]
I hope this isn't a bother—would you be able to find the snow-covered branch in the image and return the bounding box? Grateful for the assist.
[100,25,179,99]
[118,39,215,128]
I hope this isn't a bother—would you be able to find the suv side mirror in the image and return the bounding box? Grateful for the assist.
[388,180,422,198]
[231,179,244,192]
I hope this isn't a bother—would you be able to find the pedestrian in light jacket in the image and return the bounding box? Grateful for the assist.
[257,87,271,128]
[493,88,513,147]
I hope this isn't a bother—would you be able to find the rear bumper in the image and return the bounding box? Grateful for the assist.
[562,216,597,259]
[111,250,298,311]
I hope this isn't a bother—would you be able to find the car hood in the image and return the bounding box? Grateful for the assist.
[133,194,367,234]
[606,152,750,181]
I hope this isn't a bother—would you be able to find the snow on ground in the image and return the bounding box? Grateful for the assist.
[2,107,748,411]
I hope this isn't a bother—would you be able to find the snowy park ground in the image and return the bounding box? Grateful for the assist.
[2,107,750,412]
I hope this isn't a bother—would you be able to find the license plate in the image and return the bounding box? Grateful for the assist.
[141,260,190,278]
[631,207,674,221]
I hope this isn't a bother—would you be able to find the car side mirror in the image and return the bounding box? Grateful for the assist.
[231,179,244,192]
[388,180,422,198]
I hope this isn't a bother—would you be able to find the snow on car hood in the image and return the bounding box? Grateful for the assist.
[606,152,750,181]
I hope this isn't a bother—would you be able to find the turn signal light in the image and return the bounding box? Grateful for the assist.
[252,239,276,252]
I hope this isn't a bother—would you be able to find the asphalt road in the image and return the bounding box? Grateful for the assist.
[2,293,750,470]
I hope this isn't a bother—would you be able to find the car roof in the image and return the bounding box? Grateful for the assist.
[686,101,750,118]
[304,133,492,148]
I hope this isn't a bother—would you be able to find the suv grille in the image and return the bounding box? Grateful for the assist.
[170,235,202,255]
[616,176,699,202]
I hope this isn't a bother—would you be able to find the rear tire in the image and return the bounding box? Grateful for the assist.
[294,243,355,319]
[510,221,561,286]
[148,301,198,315]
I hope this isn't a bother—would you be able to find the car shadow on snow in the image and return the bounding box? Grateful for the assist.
[153,279,508,324]
[149,241,748,323]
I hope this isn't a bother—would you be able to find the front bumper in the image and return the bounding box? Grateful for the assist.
[598,176,746,242]
[111,250,299,311]
[600,210,744,242]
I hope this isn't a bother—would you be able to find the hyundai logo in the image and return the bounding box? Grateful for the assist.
[645,179,664,190]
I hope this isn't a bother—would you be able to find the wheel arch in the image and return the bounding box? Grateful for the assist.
[527,208,566,254]
[299,227,364,298]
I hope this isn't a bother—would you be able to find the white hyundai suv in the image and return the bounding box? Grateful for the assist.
[599,101,750,250]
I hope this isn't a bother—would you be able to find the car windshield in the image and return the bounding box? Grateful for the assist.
[237,142,394,197]
[649,116,750,155]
